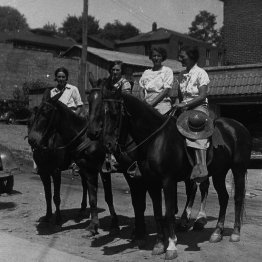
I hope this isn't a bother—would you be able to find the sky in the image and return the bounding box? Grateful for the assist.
[0,0,223,34]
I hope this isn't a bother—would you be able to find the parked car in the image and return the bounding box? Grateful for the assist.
[0,99,31,124]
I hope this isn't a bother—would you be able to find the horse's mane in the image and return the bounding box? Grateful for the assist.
[122,93,166,123]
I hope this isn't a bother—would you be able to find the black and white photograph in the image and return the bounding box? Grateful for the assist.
[0,0,261,261]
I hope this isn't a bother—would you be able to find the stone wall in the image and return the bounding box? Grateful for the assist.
[0,43,80,100]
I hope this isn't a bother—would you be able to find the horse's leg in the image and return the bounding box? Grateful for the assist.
[210,171,229,243]
[163,179,179,260]
[123,172,147,246]
[193,178,210,230]
[84,170,99,237]
[78,171,88,218]
[147,182,165,256]
[100,171,120,235]
[52,169,62,226]
[38,170,53,223]
[180,179,197,230]
[230,167,246,242]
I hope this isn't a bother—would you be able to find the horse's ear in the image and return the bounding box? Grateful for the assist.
[89,72,97,88]
[42,88,51,102]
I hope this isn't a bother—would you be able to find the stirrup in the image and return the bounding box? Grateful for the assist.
[101,159,113,173]
[127,161,141,178]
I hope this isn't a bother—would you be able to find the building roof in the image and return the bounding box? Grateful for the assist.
[116,27,207,45]
[88,35,115,50]
[206,64,262,97]
[63,45,183,71]
[1,30,76,49]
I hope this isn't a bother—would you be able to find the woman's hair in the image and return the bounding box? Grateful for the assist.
[149,47,167,61]
[54,67,69,81]
[180,46,199,63]
[108,60,125,75]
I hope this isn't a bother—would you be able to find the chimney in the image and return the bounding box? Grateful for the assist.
[152,22,157,32]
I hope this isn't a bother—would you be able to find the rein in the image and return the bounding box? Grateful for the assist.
[35,101,90,155]
[104,96,177,155]
[124,113,174,154]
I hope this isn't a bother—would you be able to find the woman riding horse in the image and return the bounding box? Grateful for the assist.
[89,81,251,260]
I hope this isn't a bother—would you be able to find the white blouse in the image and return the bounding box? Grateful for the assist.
[178,64,210,103]
[50,83,83,108]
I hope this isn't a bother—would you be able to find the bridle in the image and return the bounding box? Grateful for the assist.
[101,94,176,156]
[31,100,89,154]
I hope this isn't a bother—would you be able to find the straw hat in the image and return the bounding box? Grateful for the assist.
[176,110,214,140]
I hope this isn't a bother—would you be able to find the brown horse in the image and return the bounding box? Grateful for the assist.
[28,91,110,236]
[88,79,252,260]
[28,90,148,240]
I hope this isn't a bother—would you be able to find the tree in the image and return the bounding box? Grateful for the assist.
[0,6,29,32]
[43,22,58,33]
[100,20,140,41]
[188,10,222,46]
[60,15,100,42]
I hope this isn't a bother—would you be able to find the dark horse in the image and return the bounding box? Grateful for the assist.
[88,81,252,260]
[28,91,117,236]
[28,90,148,239]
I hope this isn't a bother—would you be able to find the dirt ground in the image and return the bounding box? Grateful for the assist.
[0,123,262,262]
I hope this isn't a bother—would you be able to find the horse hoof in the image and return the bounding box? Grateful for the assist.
[152,241,165,255]
[136,238,147,249]
[209,232,223,243]
[178,222,190,232]
[84,229,97,238]
[53,224,61,232]
[165,250,178,260]
[109,227,120,236]
[229,233,240,242]
[38,216,52,224]
[193,217,207,231]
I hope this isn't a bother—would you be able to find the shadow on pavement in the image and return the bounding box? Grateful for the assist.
[35,207,105,235]
[0,201,17,210]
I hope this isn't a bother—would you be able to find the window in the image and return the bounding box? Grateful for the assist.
[206,49,211,59]
[177,41,183,58]
[144,44,151,56]
[218,51,223,66]
[178,41,183,52]
[206,49,210,66]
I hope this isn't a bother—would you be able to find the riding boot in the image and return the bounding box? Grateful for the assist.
[190,149,208,183]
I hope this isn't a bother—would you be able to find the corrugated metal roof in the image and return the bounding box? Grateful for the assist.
[64,45,184,71]
[208,69,262,96]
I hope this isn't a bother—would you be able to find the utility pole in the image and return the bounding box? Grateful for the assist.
[79,0,89,103]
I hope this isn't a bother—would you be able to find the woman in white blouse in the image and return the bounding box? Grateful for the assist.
[176,46,210,182]
[139,47,173,114]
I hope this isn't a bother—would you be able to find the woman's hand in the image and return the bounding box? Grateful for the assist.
[176,102,187,109]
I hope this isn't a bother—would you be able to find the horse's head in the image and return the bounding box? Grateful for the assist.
[88,80,104,139]
[28,90,60,150]
[101,83,124,153]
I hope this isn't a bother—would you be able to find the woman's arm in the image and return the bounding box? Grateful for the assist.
[176,85,208,109]
[148,89,169,107]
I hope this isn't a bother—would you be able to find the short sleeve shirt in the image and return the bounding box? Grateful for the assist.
[113,78,132,93]
[50,83,83,108]
[139,66,174,114]
[178,64,210,103]
[139,66,173,94]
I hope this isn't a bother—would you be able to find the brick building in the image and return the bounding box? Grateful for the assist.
[0,43,79,106]
[116,23,224,67]
[221,0,262,65]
